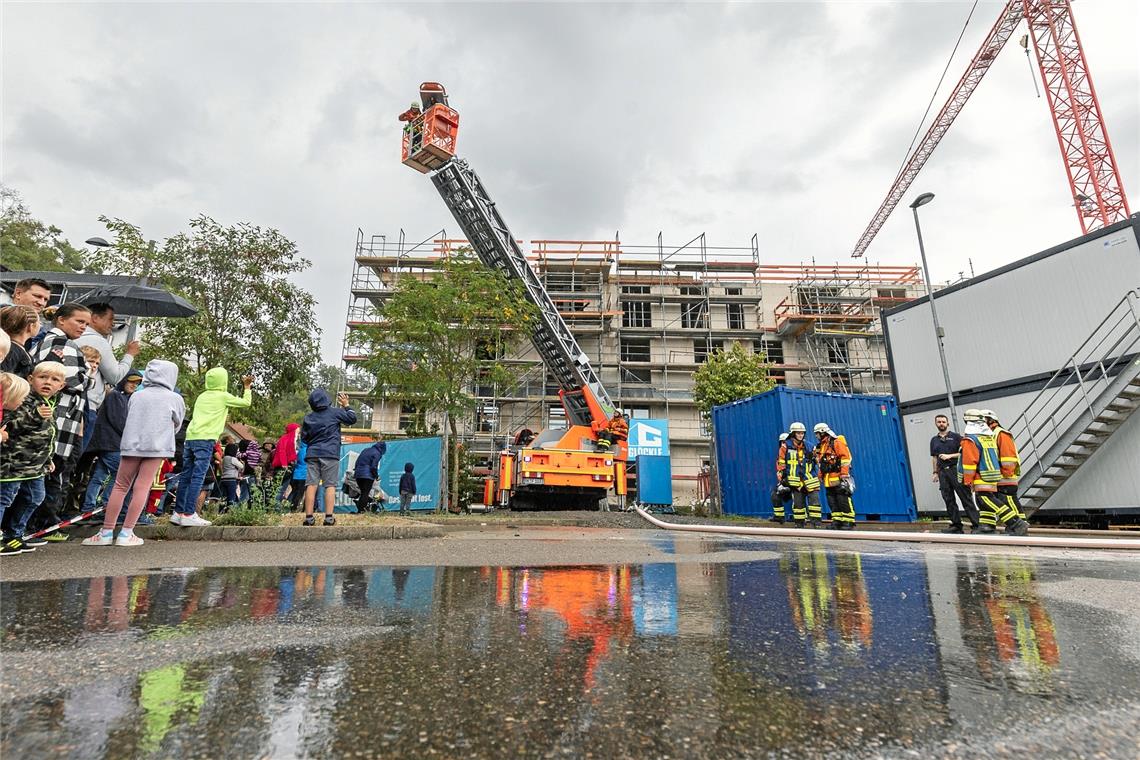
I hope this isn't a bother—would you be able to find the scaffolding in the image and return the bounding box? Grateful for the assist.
[768,264,923,393]
[341,232,925,489]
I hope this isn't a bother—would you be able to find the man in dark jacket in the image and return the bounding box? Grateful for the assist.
[352,439,387,514]
[80,369,143,514]
[300,388,357,526]
[398,463,416,516]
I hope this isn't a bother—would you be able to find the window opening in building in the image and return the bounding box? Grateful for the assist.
[398,404,426,432]
[828,342,850,365]
[623,300,652,328]
[726,302,745,330]
[693,338,722,364]
[681,286,707,329]
[753,338,784,365]
[621,337,652,363]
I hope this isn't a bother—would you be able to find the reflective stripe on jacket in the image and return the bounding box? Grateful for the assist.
[992,427,1022,486]
[815,434,851,488]
[959,433,1001,491]
[781,441,819,490]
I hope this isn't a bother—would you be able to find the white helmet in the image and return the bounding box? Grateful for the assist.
[789,422,806,433]
[978,409,998,421]
[813,422,833,436]
[963,408,984,422]
[778,432,789,441]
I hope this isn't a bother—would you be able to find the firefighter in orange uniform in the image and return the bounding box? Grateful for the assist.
[814,423,856,530]
[778,422,821,528]
[596,411,628,453]
[770,432,792,523]
[980,409,1029,534]
[959,409,1029,536]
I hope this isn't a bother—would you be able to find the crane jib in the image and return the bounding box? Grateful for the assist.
[429,159,615,425]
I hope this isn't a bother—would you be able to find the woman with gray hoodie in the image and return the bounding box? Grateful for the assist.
[83,360,185,547]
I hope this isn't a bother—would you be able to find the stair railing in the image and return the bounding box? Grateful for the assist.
[1007,289,1140,481]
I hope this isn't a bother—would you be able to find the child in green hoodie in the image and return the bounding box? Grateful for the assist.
[172,367,253,527]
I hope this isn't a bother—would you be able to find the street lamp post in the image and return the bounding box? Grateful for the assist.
[909,192,958,424]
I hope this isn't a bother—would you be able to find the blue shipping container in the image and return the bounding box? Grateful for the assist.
[713,386,916,521]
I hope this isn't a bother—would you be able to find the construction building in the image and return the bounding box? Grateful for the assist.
[342,230,924,502]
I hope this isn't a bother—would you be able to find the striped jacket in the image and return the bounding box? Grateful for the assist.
[32,329,92,459]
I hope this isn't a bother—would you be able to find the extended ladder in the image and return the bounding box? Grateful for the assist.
[430,159,615,426]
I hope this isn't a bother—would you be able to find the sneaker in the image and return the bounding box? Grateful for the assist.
[82,532,115,547]
[43,533,69,543]
[940,525,965,534]
[115,533,145,547]
[169,513,183,526]
[135,514,156,527]
[23,536,48,547]
[302,515,316,527]
[1007,519,1030,537]
[323,515,336,526]
[0,538,33,555]
[179,513,212,527]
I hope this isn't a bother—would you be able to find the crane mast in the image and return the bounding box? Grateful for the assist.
[852,0,1129,259]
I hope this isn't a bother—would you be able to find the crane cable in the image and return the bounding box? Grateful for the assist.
[889,0,982,187]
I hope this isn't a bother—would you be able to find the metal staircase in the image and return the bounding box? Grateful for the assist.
[1007,290,1140,513]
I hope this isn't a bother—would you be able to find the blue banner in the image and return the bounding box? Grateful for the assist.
[627,419,670,458]
[338,437,442,512]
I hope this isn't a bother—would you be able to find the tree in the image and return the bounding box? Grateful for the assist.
[353,251,538,510]
[0,186,90,272]
[89,214,321,430]
[692,343,775,414]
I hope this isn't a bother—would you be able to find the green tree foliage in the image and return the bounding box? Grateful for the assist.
[353,251,538,509]
[692,342,775,414]
[0,186,89,272]
[89,214,321,430]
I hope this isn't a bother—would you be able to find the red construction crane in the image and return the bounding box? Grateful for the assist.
[851,0,1130,259]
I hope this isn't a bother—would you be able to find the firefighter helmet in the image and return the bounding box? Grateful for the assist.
[789,422,806,433]
[813,422,833,436]
[779,432,789,442]
[978,409,998,421]
[963,408,984,421]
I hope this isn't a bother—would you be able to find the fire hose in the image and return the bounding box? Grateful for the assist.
[634,507,1140,551]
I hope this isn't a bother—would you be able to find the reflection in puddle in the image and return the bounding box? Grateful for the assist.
[1,550,1135,758]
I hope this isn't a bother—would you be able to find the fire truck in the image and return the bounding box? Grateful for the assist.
[400,82,628,510]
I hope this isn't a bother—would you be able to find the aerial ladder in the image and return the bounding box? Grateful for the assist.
[399,83,628,510]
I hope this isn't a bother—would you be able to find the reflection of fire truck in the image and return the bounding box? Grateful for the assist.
[400,83,627,510]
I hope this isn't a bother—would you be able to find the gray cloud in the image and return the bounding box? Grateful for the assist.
[2,1,1136,364]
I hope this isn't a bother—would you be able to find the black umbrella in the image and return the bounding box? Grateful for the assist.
[77,283,198,318]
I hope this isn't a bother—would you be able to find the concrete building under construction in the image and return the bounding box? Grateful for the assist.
[342,230,924,501]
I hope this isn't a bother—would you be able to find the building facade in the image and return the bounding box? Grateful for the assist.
[342,231,923,502]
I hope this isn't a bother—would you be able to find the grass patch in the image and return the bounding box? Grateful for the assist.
[212,505,279,527]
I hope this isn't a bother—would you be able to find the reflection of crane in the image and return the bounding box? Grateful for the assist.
[852,0,1130,258]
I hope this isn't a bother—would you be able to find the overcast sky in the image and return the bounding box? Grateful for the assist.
[3,1,1137,365]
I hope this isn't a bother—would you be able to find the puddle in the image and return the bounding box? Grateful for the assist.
[2,550,1137,757]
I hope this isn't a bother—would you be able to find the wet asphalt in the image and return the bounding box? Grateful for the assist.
[2,526,1138,758]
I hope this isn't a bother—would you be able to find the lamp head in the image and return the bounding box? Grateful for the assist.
[85,237,112,247]
[909,193,935,209]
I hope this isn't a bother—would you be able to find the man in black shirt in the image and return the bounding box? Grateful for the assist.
[930,414,980,533]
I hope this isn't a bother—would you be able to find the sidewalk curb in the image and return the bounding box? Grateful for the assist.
[76,523,445,542]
